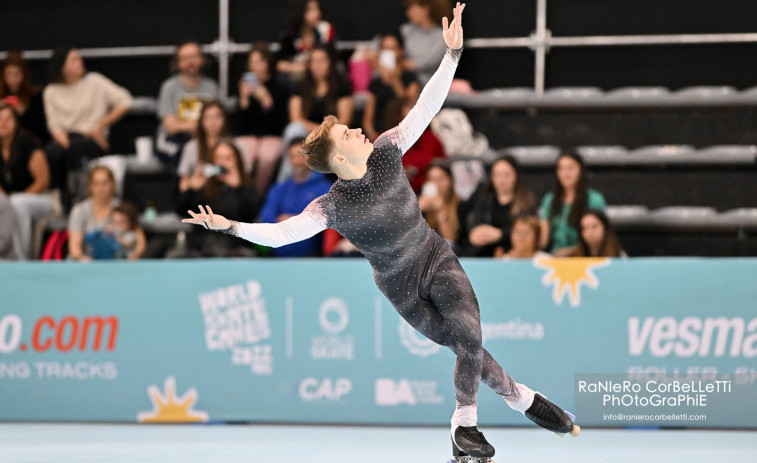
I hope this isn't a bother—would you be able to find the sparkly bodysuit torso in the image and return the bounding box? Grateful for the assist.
[226,48,519,408]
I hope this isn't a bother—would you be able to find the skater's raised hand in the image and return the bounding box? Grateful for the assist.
[442,2,465,50]
[183,204,231,231]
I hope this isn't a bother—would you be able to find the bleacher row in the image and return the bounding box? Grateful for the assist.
[124,84,757,119]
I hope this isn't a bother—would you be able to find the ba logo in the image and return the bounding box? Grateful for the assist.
[375,378,444,406]
[375,378,417,406]
[398,319,440,357]
[299,377,352,401]
[318,298,349,335]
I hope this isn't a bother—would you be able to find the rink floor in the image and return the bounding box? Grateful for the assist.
[1,423,756,463]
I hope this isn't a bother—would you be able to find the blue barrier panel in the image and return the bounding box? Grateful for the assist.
[1,258,755,428]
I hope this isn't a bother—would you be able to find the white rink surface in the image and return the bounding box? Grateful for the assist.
[1,423,756,463]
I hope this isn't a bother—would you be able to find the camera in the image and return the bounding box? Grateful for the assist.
[202,164,228,177]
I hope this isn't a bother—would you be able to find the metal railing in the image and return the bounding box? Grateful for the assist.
[3,0,757,99]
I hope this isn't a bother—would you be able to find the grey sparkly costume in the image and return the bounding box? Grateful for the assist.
[225,48,519,408]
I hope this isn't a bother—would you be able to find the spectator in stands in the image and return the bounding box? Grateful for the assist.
[0,52,47,143]
[0,104,54,259]
[43,46,132,198]
[68,165,119,261]
[362,34,419,141]
[401,0,451,86]
[540,150,606,256]
[419,159,460,253]
[259,138,332,257]
[177,140,257,257]
[278,45,352,181]
[500,214,544,259]
[574,209,627,258]
[276,0,338,83]
[0,193,16,259]
[155,41,219,166]
[466,156,536,257]
[237,42,291,197]
[384,97,445,193]
[178,101,243,192]
[85,202,145,260]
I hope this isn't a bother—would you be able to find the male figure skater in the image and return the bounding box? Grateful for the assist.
[184,3,578,458]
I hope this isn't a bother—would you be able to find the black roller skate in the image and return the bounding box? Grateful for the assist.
[525,393,581,437]
[449,426,495,462]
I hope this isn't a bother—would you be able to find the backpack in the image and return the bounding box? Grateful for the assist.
[40,230,69,261]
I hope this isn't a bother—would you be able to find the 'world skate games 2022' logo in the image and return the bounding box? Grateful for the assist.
[311,298,354,360]
[398,319,440,357]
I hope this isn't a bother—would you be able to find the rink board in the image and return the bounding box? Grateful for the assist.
[1,258,755,428]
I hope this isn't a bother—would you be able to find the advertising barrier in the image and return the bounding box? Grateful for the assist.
[1,258,755,428]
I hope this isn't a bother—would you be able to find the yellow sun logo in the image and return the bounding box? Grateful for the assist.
[534,257,610,307]
[137,377,209,423]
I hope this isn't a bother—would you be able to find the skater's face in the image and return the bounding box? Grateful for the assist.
[580,213,605,253]
[491,159,517,196]
[557,156,581,191]
[329,123,373,171]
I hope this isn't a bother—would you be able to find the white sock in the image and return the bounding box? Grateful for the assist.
[504,383,535,413]
[451,404,478,434]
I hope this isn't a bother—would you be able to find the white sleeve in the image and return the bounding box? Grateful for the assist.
[385,47,462,154]
[220,199,328,248]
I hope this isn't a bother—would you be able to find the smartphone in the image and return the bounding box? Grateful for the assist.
[421,182,439,197]
[243,72,258,87]
[379,50,396,70]
[202,164,229,177]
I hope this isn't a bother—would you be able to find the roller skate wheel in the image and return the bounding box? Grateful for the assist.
[569,425,581,437]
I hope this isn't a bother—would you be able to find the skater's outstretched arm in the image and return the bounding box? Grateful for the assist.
[385,2,465,154]
[183,200,328,248]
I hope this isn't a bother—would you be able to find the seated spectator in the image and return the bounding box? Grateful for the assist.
[362,34,419,140]
[67,165,119,261]
[400,0,451,86]
[384,97,445,193]
[178,101,243,192]
[155,41,219,166]
[278,45,352,182]
[43,46,132,199]
[177,140,257,257]
[0,104,55,259]
[85,202,146,260]
[237,42,291,197]
[466,156,536,257]
[0,52,47,143]
[500,215,545,260]
[259,138,332,257]
[276,0,338,83]
[0,193,17,259]
[539,150,606,256]
[574,209,627,258]
[419,160,460,253]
